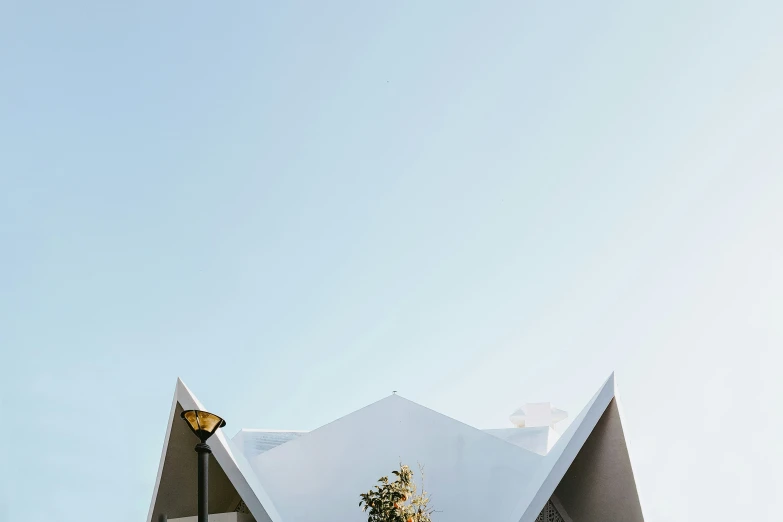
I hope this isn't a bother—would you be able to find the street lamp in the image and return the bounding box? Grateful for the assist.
[181,410,227,522]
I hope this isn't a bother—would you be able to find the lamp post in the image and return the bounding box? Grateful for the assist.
[181,410,227,522]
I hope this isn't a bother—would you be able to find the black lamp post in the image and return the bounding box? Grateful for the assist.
[181,410,227,522]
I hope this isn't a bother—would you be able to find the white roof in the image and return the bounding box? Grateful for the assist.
[483,426,559,455]
[509,403,568,428]
[232,430,307,460]
[147,373,644,522]
[234,424,558,460]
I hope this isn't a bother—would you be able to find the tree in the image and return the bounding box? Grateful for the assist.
[359,463,434,522]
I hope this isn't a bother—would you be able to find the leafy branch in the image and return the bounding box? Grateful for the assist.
[359,463,435,522]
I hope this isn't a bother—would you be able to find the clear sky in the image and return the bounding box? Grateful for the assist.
[2,1,782,521]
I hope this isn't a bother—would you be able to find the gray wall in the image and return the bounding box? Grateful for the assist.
[151,404,244,522]
[553,399,644,522]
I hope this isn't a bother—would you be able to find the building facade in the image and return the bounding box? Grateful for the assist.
[147,374,644,522]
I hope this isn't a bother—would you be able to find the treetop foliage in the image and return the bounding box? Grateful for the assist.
[359,464,434,522]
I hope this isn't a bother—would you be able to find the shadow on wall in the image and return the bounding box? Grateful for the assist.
[152,403,249,522]
[553,399,644,522]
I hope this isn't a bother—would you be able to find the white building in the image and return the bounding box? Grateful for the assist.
[147,374,644,522]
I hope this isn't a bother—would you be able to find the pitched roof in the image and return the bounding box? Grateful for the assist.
[147,373,644,522]
[232,430,307,459]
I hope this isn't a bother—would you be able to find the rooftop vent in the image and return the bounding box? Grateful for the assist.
[509,402,567,428]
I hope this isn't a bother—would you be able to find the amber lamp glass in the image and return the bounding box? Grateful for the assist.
[181,410,226,443]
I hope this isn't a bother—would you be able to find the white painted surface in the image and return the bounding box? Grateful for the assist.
[510,403,568,428]
[483,426,556,455]
[149,374,643,522]
[525,402,554,428]
[250,395,542,522]
[170,513,254,522]
[232,430,307,460]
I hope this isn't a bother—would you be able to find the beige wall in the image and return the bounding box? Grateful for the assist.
[151,404,244,522]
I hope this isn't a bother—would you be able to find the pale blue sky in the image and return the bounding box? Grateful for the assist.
[2,1,782,521]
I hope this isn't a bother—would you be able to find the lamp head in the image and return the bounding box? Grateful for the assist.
[180,410,226,443]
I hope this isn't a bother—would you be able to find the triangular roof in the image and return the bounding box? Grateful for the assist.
[147,374,643,522]
[512,373,644,522]
[249,394,543,521]
[146,379,283,522]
